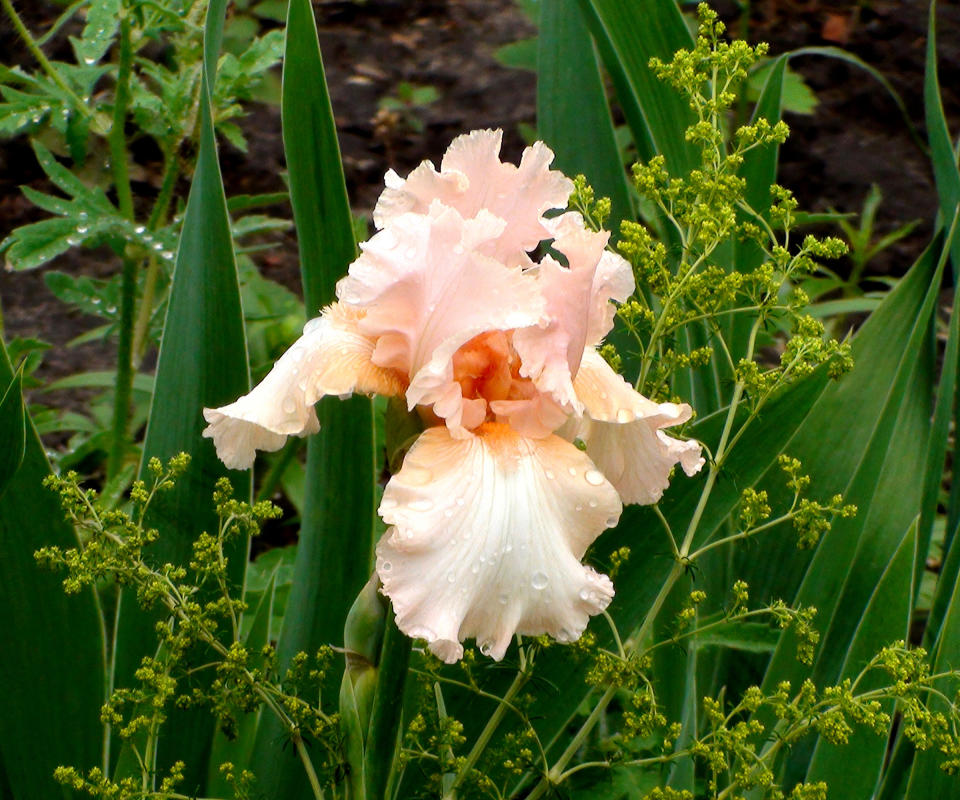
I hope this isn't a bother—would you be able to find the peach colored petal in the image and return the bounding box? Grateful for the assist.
[372,129,573,266]
[202,304,405,470]
[565,349,704,504]
[375,423,620,662]
[511,226,610,411]
[338,203,544,433]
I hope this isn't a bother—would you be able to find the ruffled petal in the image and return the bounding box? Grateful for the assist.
[376,422,621,662]
[373,129,573,266]
[202,303,405,470]
[338,203,544,433]
[511,225,610,411]
[567,349,705,504]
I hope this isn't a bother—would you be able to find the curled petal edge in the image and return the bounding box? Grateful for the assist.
[376,422,620,662]
[202,303,405,470]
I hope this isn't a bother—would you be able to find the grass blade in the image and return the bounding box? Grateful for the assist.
[804,522,917,795]
[537,0,633,228]
[248,0,376,794]
[576,0,697,175]
[0,336,106,799]
[111,0,250,789]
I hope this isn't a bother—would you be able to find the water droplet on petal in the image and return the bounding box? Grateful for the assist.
[579,588,590,601]
[152,241,164,251]
[443,508,453,518]
[446,571,456,583]
[531,571,549,590]
[409,498,434,512]
[585,469,605,486]
[616,408,634,423]
[161,250,174,260]
[545,469,555,480]
[76,225,88,234]
[588,499,598,508]
[455,497,465,506]
[282,397,297,414]
[498,593,509,605]
[568,466,578,476]
[380,560,392,573]
[479,640,494,656]
[134,225,146,234]
[471,563,480,574]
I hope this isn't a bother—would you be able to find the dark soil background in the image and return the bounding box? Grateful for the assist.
[2,0,959,396]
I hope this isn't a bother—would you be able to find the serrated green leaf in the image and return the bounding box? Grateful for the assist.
[72,0,121,65]
[0,335,106,800]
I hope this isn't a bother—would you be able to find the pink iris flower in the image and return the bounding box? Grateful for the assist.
[203,130,703,663]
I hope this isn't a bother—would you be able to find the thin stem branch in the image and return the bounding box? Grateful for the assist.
[106,6,138,482]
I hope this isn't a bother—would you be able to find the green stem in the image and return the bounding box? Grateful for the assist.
[295,736,326,800]
[364,610,412,800]
[444,664,530,799]
[0,0,90,113]
[106,6,138,482]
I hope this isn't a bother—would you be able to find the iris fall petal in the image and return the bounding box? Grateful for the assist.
[376,422,620,662]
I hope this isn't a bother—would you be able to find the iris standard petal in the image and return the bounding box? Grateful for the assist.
[338,204,545,433]
[202,303,405,470]
[372,129,573,267]
[375,422,621,662]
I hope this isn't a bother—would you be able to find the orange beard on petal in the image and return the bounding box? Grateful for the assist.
[451,331,539,427]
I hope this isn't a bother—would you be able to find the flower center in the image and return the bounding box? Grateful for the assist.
[452,331,536,415]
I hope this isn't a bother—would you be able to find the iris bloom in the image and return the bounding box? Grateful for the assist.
[203,130,703,663]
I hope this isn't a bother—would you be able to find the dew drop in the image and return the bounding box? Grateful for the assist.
[83,56,96,65]
[409,498,434,512]
[380,560,392,573]
[606,515,619,528]
[568,466,578,476]
[282,397,297,414]
[545,469,556,480]
[471,563,480,574]
[599,391,608,400]
[575,504,583,512]
[504,543,513,553]
[588,499,598,508]
[134,225,146,234]
[105,305,117,314]
[497,593,509,605]
[76,225,88,234]
[66,235,81,246]
[408,626,435,641]
[455,497,465,506]
[152,241,164,251]
[531,571,549,590]
[479,640,494,657]
[446,571,456,583]
[584,469,605,486]
[616,408,634,423]
[161,250,174,260]
[579,588,590,601]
